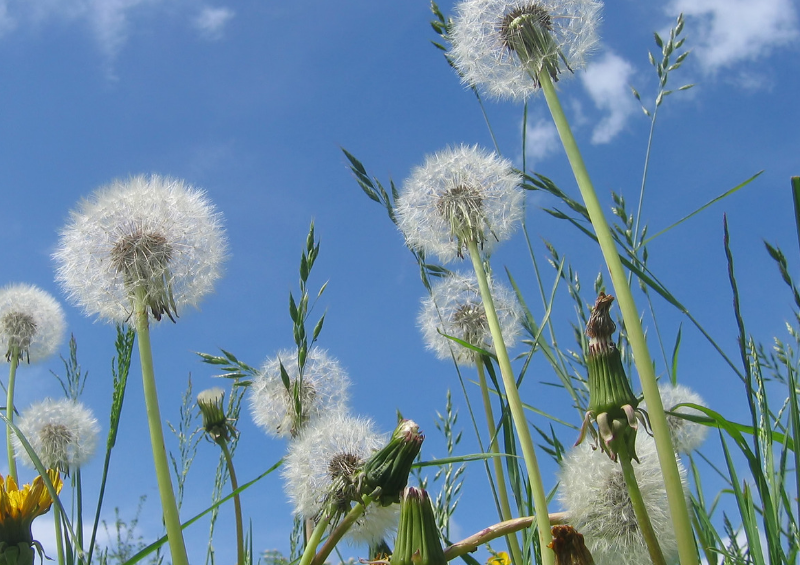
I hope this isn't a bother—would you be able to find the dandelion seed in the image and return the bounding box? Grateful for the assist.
[0,284,65,364]
[396,145,523,264]
[419,272,522,365]
[13,398,99,473]
[558,433,686,565]
[640,383,709,454]
[283,413,398,545]
[249,348,350,439]
[451,0,602,100]
[54,174,227,323]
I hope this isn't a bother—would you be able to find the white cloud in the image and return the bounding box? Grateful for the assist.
[581,51,638,144]
[193,6,233,40]
[667,0,799,73]
[523,118,560,163]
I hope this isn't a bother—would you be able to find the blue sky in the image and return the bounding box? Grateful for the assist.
[1,0,799,561]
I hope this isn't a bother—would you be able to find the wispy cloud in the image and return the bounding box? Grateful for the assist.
[667,0,799,73]
[523,117,560,164]
[580,51,638,144]
[193,6,233,40]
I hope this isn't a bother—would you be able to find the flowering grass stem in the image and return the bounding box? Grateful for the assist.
[133,290,189,565]
[217,438,244,565]
[5,351,19,482]
[475,359,523,565]
[467,239,554,565]
[538,70,697,565]
[617,442,666,565]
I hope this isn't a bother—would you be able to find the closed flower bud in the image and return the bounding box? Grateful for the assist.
[361,420,424,505]
[390,488,446,565]
[197,387,235,442]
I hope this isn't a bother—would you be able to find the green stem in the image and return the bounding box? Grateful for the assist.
[538,71,697,565]
[309,494,374,565]
[467,240,554,565]
[6,349,19,483]
[300,514,331,565]
[475,359,523,565]
[54,502,65,565]
[75,468,84,553]
[133,290,189,565]
[218,439,244,565]
[617,444,666,565]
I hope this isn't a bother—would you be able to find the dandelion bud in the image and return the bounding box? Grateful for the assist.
[390,487,446,565]
[548,525,594,565]
[361,420,424,505]
[197,387,235,442]
[576,293,647,462]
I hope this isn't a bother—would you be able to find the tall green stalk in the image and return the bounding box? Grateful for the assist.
[133,290,189,565]
[476,360,523,565]
[467,240,554,565]
[5,349,19,483]
[217,439,244,565]
[538,71,697,565]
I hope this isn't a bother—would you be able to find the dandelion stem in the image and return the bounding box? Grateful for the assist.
[133,290,189,565]
[617,442,666,565]
[538,70,698,565]
[467,240,553,565]
[476,358,523,565]
[309,493,375,565]
[217,438,244,565]
[53,503,65,565]
[5,348,19,483]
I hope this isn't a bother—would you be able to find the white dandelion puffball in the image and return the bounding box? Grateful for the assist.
[283,413,398,545]
[14,398,100,471]
[54,174,227,324]
[396,145,523,264]
[249,348,351,439]
[451,0,602,100]
[419,272,522,365]
[0,284,66,363]
[559,433,687,565]
[641,383,709,454]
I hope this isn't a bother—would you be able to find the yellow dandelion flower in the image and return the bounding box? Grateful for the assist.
[487,551,511,565]
[0,470,62,561]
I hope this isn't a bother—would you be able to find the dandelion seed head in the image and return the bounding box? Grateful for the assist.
[558,433,685,565]
[249,348,350,439]
[283,413,398,545]
[14,398,99,472]
[54,174,227,323]
[0,284,65,363]
[641,383,709,454]
[396,145,523,264]
[451,0,602,100]
[419,272,522,365]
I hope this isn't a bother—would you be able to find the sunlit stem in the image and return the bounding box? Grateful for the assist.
[467,240,554,565]
[537,70,697,565]
[75,469,84,550]
[475,358,523,565]
[53,504,65,565]
[6,349,19,483]
[309,493,375,565]
[133,288,189,565]
[217,438,244,565]
[617,442,666,565]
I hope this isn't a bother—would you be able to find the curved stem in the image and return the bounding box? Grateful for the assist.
[218,439,244,565]
[617,443,666,565]
[467,241,554,565]
[6,349,19,482]
[538,71,697,565]
[133,291,189,565]
[475,359,523,565]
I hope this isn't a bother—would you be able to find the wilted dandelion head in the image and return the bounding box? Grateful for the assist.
[451,0,602,100]
[0,284,65,364]
[13,398,99,472]
[558,433,686,565]
[641,383,709,454]
[54,174,227,324]
[283,413,398,545]
[396,145,523,263]
[249,348,350,439]
[419,272,522,365]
